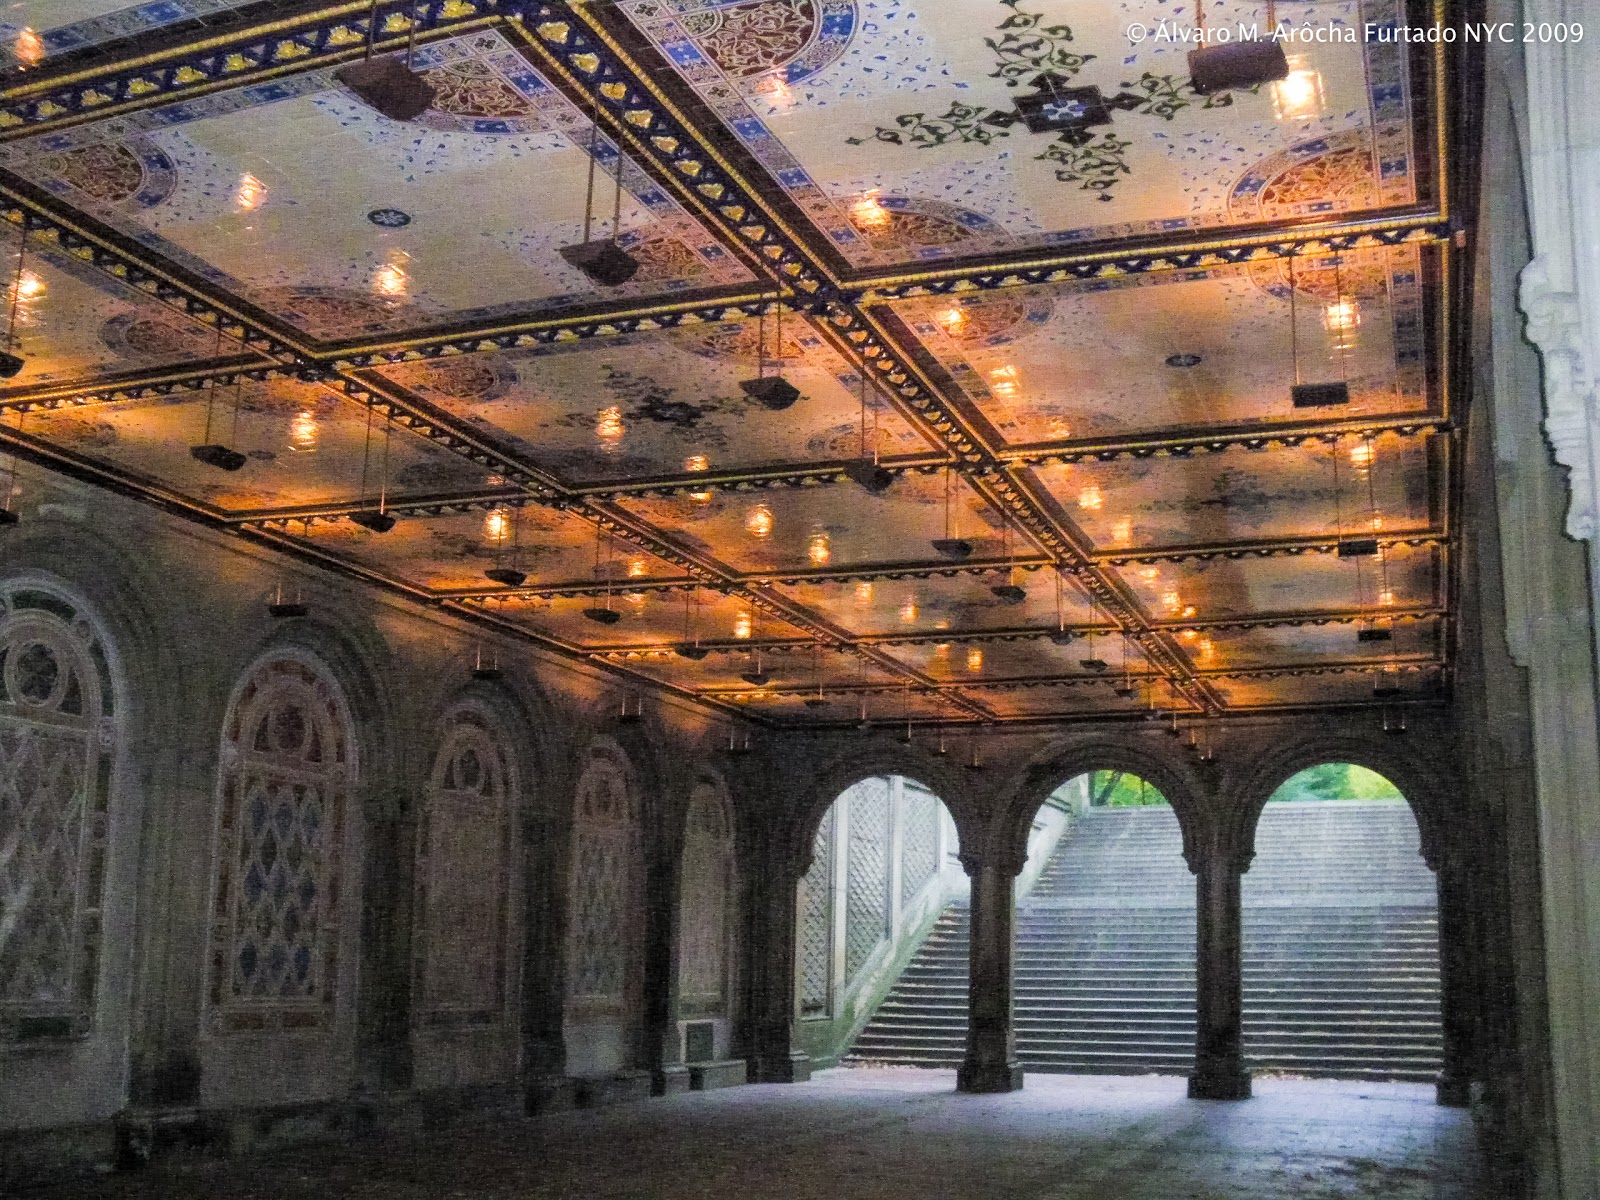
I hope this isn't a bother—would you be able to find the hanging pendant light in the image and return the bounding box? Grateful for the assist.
[472,644,502,681]
[348,405,397,532]
[485,503,527,587]
[1113,633,1137,697]
[192,317,248,471]
[560,99,641,286]
[897,685,914,746]
[931,466,973,560]
[268,580,309,619]
[843,369,894,494]
[676,588,709,659]
[1048,568,1075,644]
[989,511,1026,604]
[335,0,437,122]
[803,642,829,707]
[583,526,623,624]
[1079,594,1108,672]
[1188,0,1288,94]
[739,296,801,411]
[1289,253,1351,408]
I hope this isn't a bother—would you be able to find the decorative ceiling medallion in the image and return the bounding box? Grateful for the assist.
[368,208,412,228]
[1010,77,1112,136]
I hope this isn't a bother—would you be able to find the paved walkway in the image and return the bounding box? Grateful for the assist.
[25,1069,1479,1199]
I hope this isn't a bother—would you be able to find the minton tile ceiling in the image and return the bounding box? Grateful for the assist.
[0,0,1460,725]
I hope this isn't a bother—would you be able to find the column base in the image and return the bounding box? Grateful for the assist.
[749,1051,811,1084]
[956,1060,1024,1094]
[1187,1068,1252,1101]
[652,1064,692,1097]
[1435,1071,1471,1108]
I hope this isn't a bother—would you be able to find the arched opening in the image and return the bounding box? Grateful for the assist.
[1242,763,1441,1081]
[1010,771,1195,1076]
[792,775,962,1070]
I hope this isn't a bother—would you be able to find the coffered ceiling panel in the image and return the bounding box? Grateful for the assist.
[23,380,496,511]
[372,317,934,484]
[1033,432,1437,551]
[0,30,754,342]
[1114,541,1439,620]
[614,470,1012,573]
[0,0,1464,727]
[610,0,1419,271]
[775,571,1093,639]
[0,228,231,389]
[882,245,1430,450]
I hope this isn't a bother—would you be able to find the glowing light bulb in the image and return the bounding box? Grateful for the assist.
[288,410,318,453]
[1138,566,1160,583]
[966,647,984,672]
[484,506,512,543]
[235,173,268,211]
[807,529,831,566]
[15,29,43,68]
[1370,514,1385,532]
[933,642,951,659]
[851,190,892,231]
[1271,57,1326,120]
[595,405,625,451]
[1112,518,1134,548]
[1162,590,1182,613]
[940,307,968,335]
[626,591,646,611]
[1378,589,1396,607]
[1198,637,1215,660]
[627,558,648,578]
[745,503,773,540]
[899,598,919,625]
[684,455,713,502]
[372,250,410,297]
[854,581,874,605]
[733,610,753,639]
[1350,441,1375,471]
[988,365,1020,398]
[1078,485,1103,511]
[1181,629,1199,641]
[1181,605,1198,619]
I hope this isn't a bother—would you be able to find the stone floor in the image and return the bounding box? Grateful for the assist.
[25,1069,1479,1199]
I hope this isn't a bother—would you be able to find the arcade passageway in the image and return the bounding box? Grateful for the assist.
[20,1070,1476,1200]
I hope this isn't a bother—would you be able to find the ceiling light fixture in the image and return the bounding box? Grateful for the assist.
[1188,0,1288,94]
[676,588,709,660]
[990,513,1026,604]
[739,296,801,411]
[472,644,502,681]
[1079,594,1108,672]
[1289,253,1352,408]
[1049,569,1075,645]
[684,454,714,502]
[335,0,437,121]
[1272,54,1326,121]
[484,503,526,587]
[931,465,974,560]
[1,217,32,379]
[843,369,894,494]
[268,581,308,619]
[804,642,829,708]
[583,525,623,624]
[349,406,397,533]
[560,99,641,286]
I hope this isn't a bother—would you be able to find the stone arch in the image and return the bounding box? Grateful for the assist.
[201,646,361,1046]
[784,740,975,878]
[676,772,737,1021]
[990,736,1211,873]
[411,695,520,1036]
[1226,732,1452,872]
[563,736,648,1075]
[0,573,131,1049]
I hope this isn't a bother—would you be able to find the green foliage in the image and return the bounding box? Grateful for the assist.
[1268,763,1404,803]
[1090,770,1169,807]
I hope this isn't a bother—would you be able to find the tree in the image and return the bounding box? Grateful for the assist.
[1267,763,1403,803]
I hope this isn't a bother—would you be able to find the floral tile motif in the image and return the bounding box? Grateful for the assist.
[0,0,250,67]
[617,0,1417,268]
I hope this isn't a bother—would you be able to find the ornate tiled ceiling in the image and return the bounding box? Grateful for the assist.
[0,0,1463,726]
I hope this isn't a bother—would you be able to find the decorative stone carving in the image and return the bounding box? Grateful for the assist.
[796,808,832,1017]
[413,707,514,1027]
[677,782,733,1013]
[566,751,643,1008]
[0,582,119,1042]
[204,653,355,1035]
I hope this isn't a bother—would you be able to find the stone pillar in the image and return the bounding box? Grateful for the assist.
[1433,848,1474,1107]
[957,850,1023,1094]
[745,857,810,1083]
[1188,845,1250,1101]
[520,798,573,1111]
[356,786,417,1093]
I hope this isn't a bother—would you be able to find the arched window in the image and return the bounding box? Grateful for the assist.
[414,706,515,1027]
[206,652,356,1035]
[567,749,643,1009]
[678,782,733,1014]
[0,582,119,1041]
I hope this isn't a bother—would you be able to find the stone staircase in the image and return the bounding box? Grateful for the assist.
[845,800,1443,1082]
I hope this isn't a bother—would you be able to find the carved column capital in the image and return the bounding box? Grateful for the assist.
[959,850,1026,879]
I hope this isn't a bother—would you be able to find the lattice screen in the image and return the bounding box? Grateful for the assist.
[900,788,940,907]
[797,808,832,1015]
[844,778,890,984]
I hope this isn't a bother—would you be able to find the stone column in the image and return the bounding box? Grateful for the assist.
[355,786,417,1093]
[957,850,1023,1094]
[1188,844,1250,1101]
[745,857,810,1083]
[1433,848,1474,1107]
[520,795,574,1111]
